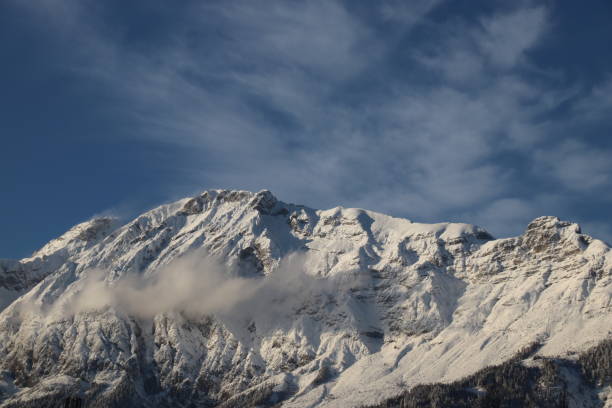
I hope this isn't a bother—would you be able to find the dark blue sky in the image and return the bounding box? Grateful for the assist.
[2,0,612,258]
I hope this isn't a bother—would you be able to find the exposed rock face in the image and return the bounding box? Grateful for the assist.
[0,190,610,407]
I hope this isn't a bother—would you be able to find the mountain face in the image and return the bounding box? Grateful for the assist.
[0,217,118,311]
[0,189,610,407]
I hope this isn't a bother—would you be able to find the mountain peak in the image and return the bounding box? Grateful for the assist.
[249,189,281,213]
[27,216,119,260]
[179,189,281,216]
[522,215,589,250]
[526,215,581,233]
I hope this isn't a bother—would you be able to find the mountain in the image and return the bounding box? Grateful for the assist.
[0,189,610,407]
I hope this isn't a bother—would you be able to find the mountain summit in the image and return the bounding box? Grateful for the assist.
[0,190,610,407]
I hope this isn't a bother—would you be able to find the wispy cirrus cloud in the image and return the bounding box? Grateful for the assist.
[535,140,612,191]
[477,6,548,68]
[10,0,612,241]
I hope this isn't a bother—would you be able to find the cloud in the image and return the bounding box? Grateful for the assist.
[9,0,612,240]
[414,5,547,82]
[535,140,612,192]
[572,76,612,122]
[205,1,372,80]
[476,6,548,68]
[379,0,442,24]
[46,251,361,326]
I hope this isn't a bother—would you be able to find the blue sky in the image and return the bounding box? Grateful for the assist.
[2,0,612,258]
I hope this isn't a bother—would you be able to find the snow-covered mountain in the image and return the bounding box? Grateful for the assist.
[0,189,610,407]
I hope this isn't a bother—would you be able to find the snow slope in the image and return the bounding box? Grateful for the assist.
[0,190,609,407]
[0,217,117,310]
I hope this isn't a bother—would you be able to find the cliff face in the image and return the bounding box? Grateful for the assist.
[0,190,610,407]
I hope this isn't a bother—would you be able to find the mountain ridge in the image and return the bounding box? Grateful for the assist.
[0,189,610,407]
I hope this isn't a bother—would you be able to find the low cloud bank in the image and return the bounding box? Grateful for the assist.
[47,251,363,322]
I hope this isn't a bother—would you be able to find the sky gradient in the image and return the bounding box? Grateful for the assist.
[2,0,612,258]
